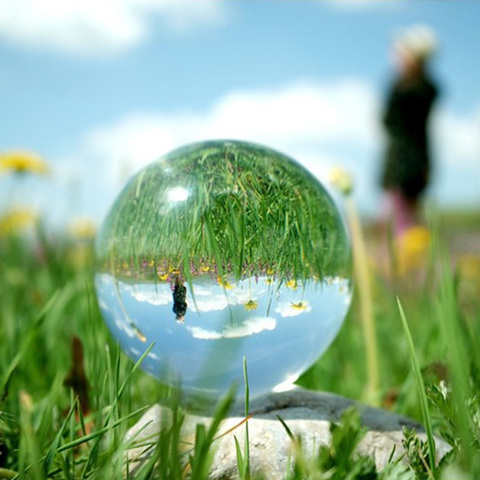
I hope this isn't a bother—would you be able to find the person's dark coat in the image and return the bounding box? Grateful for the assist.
[172,283,187,318]
[381,75,438,199]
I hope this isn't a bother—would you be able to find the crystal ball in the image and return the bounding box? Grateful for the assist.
[95,140,351,401]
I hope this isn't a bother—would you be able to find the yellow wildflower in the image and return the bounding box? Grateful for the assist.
[68,217,96,240]
[200,265,210,272]
[148,259,155,267]
[0,151,50,175]
[158,272,170,281]
[217,276,234,289]
[266,268,274,276]
[0,208,37,236]
[395,226,431,276]
[329,166,353,196]
[290,301,308,311]
[286,280,297,290]
[265,277,274,285]
[243,300,258,311]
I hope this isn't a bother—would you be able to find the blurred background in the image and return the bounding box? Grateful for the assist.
[0,0,479,231]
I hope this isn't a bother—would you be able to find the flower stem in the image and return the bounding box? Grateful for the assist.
[346,196,380,406]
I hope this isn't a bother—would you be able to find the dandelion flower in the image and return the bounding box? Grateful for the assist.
[290,301,308,311]
[0,208,37,236]
[217,276,234,289]
[329,166,353,196]
[243,300,258,311]
[0,151,50,175]
[286,280,297,290]
[395,226,431,276]
[275,300,312,317]
[158,272,170,281]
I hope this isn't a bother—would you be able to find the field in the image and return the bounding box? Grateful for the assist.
[1,210,480,479]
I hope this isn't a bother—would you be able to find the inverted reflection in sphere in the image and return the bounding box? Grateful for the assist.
[95,140,352,401]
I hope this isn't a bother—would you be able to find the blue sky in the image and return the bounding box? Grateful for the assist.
[1,0,479,227]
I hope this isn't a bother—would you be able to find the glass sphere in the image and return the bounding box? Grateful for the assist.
[95,140,351,401]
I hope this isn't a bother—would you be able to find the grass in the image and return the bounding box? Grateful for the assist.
[96,141,351,287]
[1,208,480,478]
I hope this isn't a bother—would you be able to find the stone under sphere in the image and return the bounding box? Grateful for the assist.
[95,140,352,402]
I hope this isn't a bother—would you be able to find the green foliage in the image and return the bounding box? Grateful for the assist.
[1,215,480,478]
[96,141,350,284]
[281,407,414,480]
[316,407,377,479]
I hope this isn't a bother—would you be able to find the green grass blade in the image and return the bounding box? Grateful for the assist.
[42,398,78,476]
[397,297,436,474]
[234,436,244,474]
[57,406,149,453]
[117,343,154,400]
[242,356,250,480]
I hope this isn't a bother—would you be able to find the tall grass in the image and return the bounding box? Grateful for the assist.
[1,210,480,478]
[96,141,351,288]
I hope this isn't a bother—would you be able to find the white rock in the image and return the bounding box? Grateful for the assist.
[124,388,450,479]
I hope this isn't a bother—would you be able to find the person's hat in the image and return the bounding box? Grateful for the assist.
[394,24,438,61]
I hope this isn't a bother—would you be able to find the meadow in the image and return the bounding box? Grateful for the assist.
[1,206,480,479]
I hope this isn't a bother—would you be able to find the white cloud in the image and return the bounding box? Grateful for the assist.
[189,280,262,314]
[125,283,172,306]
[84,78,381,191]
[186,317,276,340]
[0,0,227,55]
[60,78,480,223]
[433,107,480,167]
[119,278,266,314]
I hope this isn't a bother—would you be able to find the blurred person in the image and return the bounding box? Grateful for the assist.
[380,25,439,237]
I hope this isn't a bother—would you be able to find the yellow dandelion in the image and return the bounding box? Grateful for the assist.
[290,301,308,311]
[217,276,234,289]
[395,226,431,276]
[329,166,353,196]
[243,300,258,311]
[68,217,96,240]
[286,280,297,290]
[266,268,275,276]
[0,208,37,236]
[0,151,50,175]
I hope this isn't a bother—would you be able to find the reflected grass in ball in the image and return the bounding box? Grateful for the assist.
[95,140,351,401]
